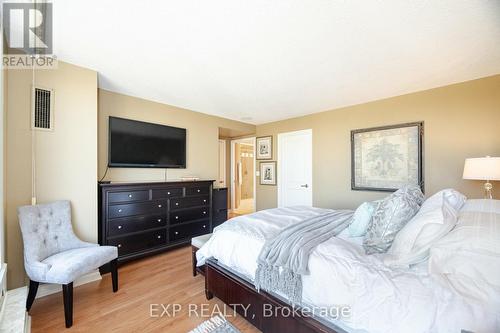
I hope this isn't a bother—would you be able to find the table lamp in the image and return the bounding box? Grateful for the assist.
[463,156,500,199]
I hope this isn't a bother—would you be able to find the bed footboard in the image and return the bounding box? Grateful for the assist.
[205,258,339,333]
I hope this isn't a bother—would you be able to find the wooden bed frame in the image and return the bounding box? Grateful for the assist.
[204,258,341,333]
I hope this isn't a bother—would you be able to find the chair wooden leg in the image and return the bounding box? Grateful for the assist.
[110,259,118,292]
[62,283,73,328]
[26,280,39,311]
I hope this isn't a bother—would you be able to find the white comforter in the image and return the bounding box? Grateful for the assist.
[197,206,500,333]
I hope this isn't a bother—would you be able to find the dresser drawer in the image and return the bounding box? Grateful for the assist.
[108,229,167,256]
[151,188,183,200]
[108,190,149,204]
[170,207,209,225]
[170,196,209,210]
[213,188,228,211]
[108,215,166,237]
[169,221,209,241]
[186,186,210,196]
[213,209,228,228]
[108,201,166,219]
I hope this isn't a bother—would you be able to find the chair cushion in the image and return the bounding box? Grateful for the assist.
[41,246,117,284]
[191,233,212,248]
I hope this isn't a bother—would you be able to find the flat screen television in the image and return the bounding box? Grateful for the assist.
[108,116,186,168]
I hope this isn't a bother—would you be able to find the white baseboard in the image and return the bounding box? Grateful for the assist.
[36,270,102,299]
[25,314,31,333]
[0,286,29,333]
[0,263,7,314]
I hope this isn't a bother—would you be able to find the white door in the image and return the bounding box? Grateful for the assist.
[278,129,313,207]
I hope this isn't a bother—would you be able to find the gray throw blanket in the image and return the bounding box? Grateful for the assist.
[254,210,353,304]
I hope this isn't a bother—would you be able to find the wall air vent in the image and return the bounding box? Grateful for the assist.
[32,87,54,130]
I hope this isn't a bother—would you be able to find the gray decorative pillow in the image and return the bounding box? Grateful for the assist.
[363,185,424,254]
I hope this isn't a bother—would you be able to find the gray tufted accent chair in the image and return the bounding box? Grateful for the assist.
[18,200,119,328]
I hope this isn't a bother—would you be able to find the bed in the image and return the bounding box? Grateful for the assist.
[197,203,500,333]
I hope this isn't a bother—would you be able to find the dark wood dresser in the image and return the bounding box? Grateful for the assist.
[212,187,228,228]
[98,180,214,267]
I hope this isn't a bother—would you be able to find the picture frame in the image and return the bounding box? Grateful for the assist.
[351,122,424,192]
[256,136,273,160]
[260,161,277,185]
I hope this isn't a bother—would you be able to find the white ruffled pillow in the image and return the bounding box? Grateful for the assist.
[417,188,467,215]
[384,189,466,267]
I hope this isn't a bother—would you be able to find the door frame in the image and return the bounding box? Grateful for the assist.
[218,139,227,188]
[230,137,257,213]
[277,129,313,208]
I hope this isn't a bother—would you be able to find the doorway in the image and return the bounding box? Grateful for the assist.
[231,138,256,215]
[278,129,313,207]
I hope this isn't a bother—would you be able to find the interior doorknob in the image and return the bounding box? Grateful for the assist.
[300,184,309,188]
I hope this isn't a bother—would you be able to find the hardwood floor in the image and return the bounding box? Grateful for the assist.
[30,246,260,333]
[228,211,245,219]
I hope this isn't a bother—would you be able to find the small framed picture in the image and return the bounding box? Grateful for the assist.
[256,136,273,160]
[260,161,277,185]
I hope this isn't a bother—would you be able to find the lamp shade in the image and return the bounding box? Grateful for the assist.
[463,157,500,181]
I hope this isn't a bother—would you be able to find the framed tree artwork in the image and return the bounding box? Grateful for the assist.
[260,161,277,185]
[256,136,273,160]
[351,122,424,192]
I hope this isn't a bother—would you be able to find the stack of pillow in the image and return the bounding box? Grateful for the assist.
[348,185,425,254]
[348,187,467,262]
[349,188,500,305]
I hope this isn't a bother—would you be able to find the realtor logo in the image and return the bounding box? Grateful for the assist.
[3,2,53,54]
[2,2,56,68]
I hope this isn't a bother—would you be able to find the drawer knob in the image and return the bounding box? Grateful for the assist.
[118,225,122,229]
[197,189,201,193]
[175,202,179,206]
[128,194,133,198]
[117,244,122,248]
[157,235,161,239]
[167,192,171,195]
[118,209,123,213]
[158,204,162,208]
[203,211,206,215]
[175,231,179,235]
[203,225,206,228]
[203,199,207,203]
[157,218,162,222]
[175,216,179,220]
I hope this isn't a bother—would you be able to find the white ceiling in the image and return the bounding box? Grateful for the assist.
[54,0,500,124]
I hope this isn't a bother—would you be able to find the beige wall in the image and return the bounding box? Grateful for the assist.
[98,90,255,182]
[6,61,98,289]
[4,60,499,289]
[256,75,500,211]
